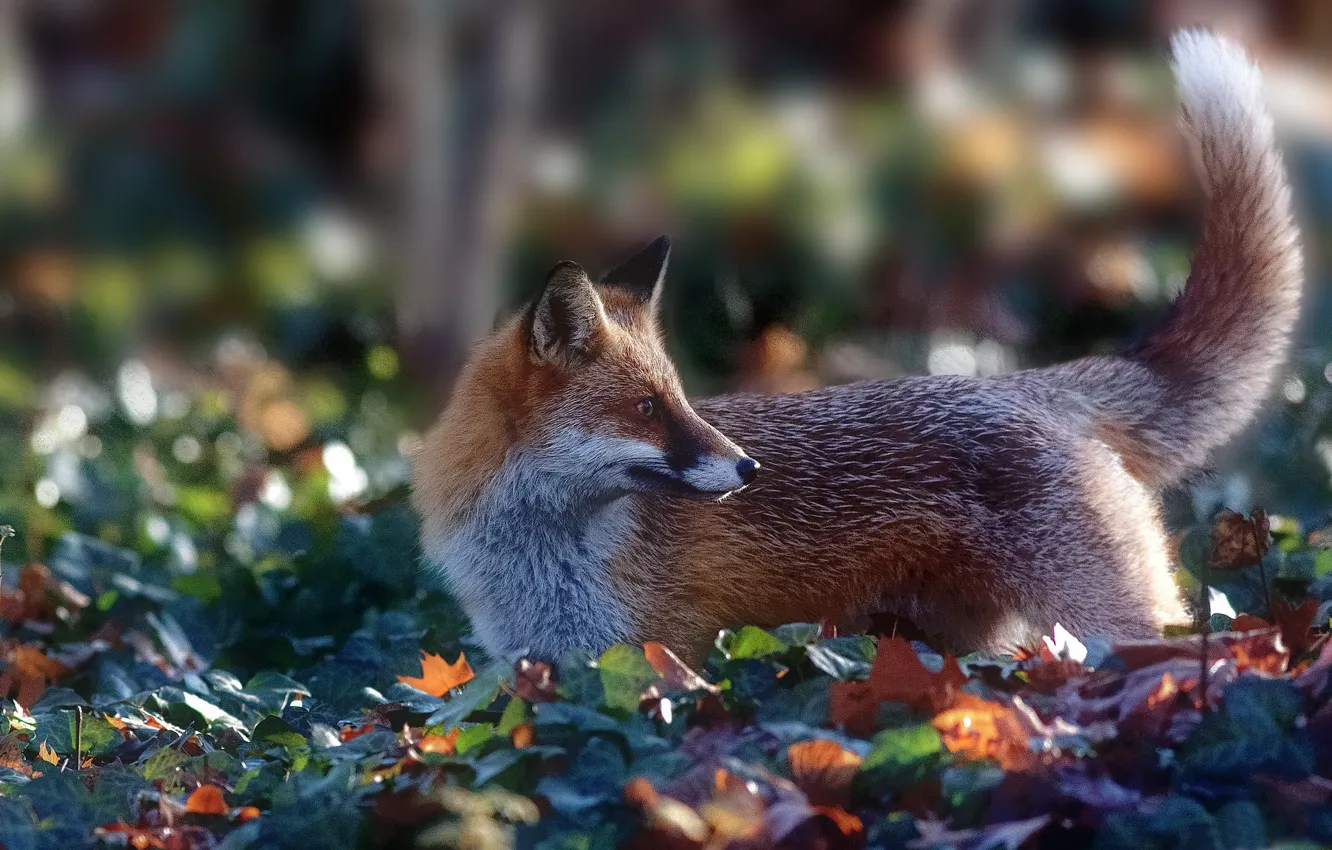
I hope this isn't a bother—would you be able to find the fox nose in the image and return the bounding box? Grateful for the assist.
[736,457,760,485]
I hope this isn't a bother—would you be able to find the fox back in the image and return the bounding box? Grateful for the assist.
[413,31,1302,663]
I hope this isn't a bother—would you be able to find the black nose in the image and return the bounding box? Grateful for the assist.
[736,457,760,485]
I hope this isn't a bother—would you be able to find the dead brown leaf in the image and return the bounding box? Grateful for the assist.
[1210,508,1270,570]
[514,659,558,703]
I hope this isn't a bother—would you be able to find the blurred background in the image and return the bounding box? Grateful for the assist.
[1,0,1331,573]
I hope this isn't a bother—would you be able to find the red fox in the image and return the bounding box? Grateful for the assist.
[412,31,1302,663]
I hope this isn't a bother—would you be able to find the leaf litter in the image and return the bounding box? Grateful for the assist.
[0,503,1330,848]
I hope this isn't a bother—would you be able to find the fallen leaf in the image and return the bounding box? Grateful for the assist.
[932,693,1033,770]
[0,736,33,777]
[37,740,58,765]
[1230,614,1270,632]
[870,637,966,712]
[514,659,558,703]
[0,642,69,708]
[1210,508,1270,570]
[397,651,473,697]
[416,728,459,755]
[235,806,261,822]
[829,680,877,737]
[1273,598,1319,657]
[339,723,379,743]
[510,723,534,749]
[787,739,863,806]
[644,642,716,694]
[699,769,766,841]
[185,784,229,815]
[814,805,865,842]
[625,777,709,845]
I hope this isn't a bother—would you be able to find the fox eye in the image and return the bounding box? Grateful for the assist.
[636,398,658,418]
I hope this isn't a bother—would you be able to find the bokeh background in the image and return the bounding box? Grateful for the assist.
[1,0,1331,576]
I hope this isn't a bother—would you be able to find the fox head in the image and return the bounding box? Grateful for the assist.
[427,237,758,509]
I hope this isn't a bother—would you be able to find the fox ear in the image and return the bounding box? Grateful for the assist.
[599,236,670,311]
[530,261,607,365]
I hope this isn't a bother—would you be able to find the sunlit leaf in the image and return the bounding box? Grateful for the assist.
[397,651,473,697]
[186,784,229,815]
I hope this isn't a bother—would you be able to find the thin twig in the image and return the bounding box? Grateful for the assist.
[74,706,83,772]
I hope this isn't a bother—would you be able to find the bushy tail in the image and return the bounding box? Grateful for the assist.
[1063,30,1303,487]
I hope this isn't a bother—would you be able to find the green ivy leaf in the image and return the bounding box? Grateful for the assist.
[598,645,658,713]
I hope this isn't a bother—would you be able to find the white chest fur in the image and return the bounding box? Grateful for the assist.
[423,450,637,661]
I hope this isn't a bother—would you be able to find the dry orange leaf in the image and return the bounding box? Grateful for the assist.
[510,723,534,749]
[235,806,261,823]
[932,692,1033,771]
[397,651,473,697]
[787,739,863,806]
[36,740,58,766]
[416,728,459,755]
[1146,673,1179,710]
[339,723,378,743]
[95,823,164,850]
[185,784,229,815]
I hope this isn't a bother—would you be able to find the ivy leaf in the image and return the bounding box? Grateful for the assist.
[722,626,788,660]
[598,645,659,713]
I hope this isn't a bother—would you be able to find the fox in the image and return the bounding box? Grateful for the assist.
[412,30,1302,665]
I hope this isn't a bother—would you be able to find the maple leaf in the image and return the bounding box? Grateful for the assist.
[786,739,863,806]
[36,740,58,765]
[396,651,473,697]
[185,784,229,815]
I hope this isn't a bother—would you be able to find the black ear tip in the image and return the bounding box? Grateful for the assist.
[647,235,671,255]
